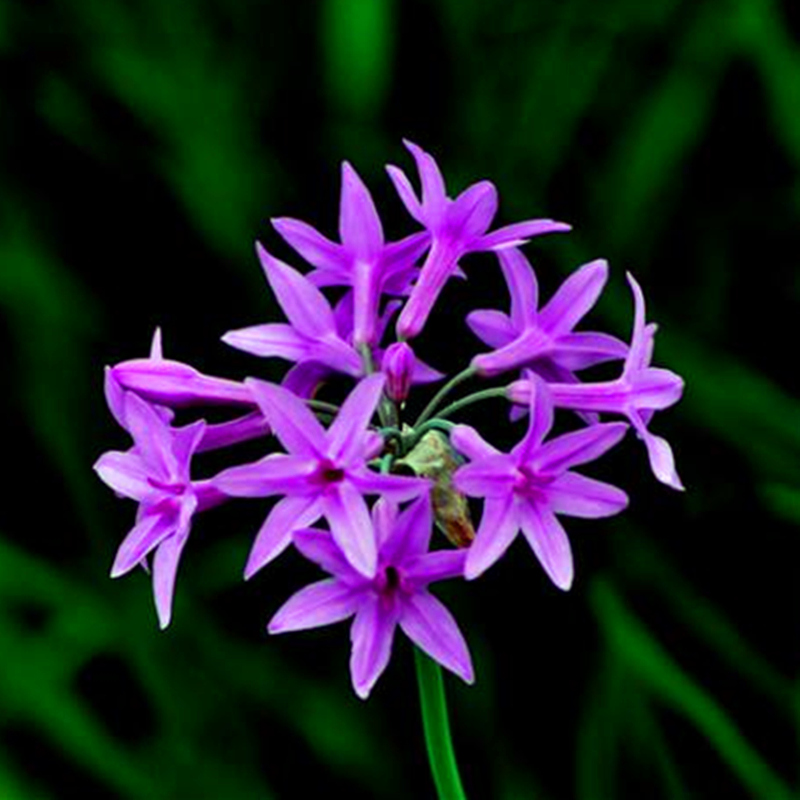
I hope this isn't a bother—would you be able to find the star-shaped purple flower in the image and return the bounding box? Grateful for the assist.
[268,496,473,699]
[223,243,365,378]
[213,374,429,578]
[469,248,627,378]
[94,390,225,628]
[272,162,428,347]
[508,273,685,490]
[452,376,628,585]
[387,140,571,340]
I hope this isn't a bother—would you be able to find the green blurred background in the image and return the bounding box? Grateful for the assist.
[0,0,796,797]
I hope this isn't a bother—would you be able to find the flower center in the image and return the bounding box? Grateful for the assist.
[515,464,550,500]
[317,459,345,485]
[385,566,400,591]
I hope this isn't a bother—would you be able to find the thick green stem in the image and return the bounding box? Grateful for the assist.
[414,649,468,800]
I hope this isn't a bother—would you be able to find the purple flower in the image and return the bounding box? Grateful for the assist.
[268,496,473,699]
[111,328,255,408]
[272,162,428,347]
[508,273,684,490]
[94,390,225,628]
[452,376,628,585]
[222,243,365,377]
[469,248,627,378]
[386,140,571,340]
[214,374,429,578]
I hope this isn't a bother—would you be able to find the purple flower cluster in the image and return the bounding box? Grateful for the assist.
[95,141,684,698]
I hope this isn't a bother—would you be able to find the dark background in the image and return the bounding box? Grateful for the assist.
[0,0,796,797]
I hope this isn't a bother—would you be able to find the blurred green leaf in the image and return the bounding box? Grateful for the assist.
[592,578,793,800]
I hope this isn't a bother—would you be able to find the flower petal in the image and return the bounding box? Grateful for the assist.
[271,217,344,272]
[450,180,497,242]
[403,140,447,220]
[380,494,433,564]
[327,374,385,463]
[518,502,573,590]
[214,453,319,497]
[94,451,152,501]
[349,594,398,699]
[222,323,311,362]
[465,495,518,579]
[293,529,361,581]
[111,510,175,577]
[630,412,684,491]
[450,424,500,461]
[404,550,467,585]
[256,243,338,339]
[498,247,538,329]
[321,482,377,578]
[539,259,608,336]
[466,309,515,349]
[535,422,628,474]
[386,164,423,223]
[247,378,328,457]
[452,455,517,498]
[546,472,629,518]
[477,219,572,251]
[268,578,361,633]
[339,162,384,259]
[400,592,474,684]
[152,529,191,629]
[244,495,322,578]
[512,373,554,461]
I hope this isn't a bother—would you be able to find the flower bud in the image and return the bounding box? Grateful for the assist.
[383,342,416,402]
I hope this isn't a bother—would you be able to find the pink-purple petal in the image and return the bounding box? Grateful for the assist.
[94,451,152,501]
[380,494,433,564]
[477,219,571,251]
[518,502,573,591]
[539,259,608,336]
[452,456,517,498]
[339,162,384,259]
[546,472,629,518]
[256,243,337,338]
[349,594,398,699]
[449,424,500,461]
[534,422,628,474]
[327,374,385,463]
[247,378,327,457]
[498,247,538,329]
[244,495,322,579]
[268,578,361,634]
[110,511,174,577]
[321,482,378,578]
[293,529,358,581]
[214,453,319,498]
[271,217,344,272]
[450,180,498,241]
[404,550,467,585]
[399,592,474,684]
[466,309,516,349]
[152,530,190,629]
[465,495,518,579]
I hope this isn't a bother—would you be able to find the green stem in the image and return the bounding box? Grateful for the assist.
[435,387,508,421]
[414,649,468,800]
[414,367,477,428]
[306,399,341,417]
